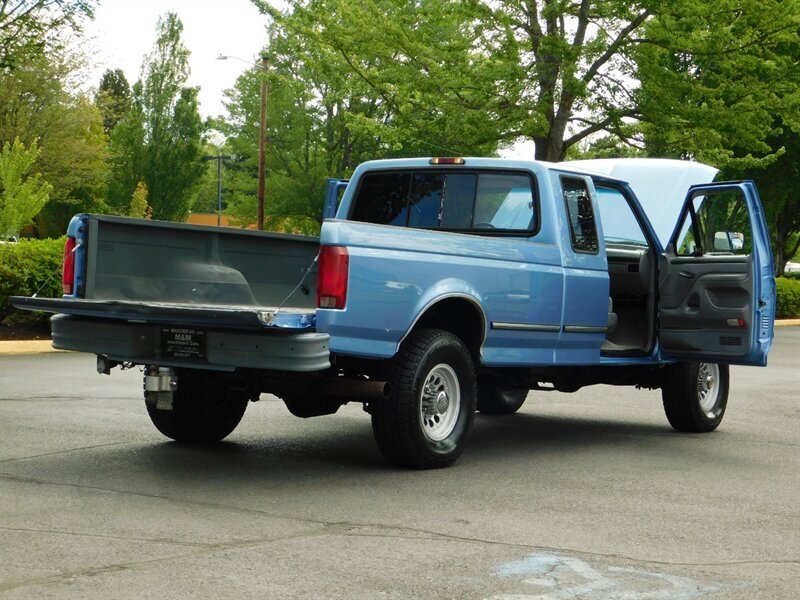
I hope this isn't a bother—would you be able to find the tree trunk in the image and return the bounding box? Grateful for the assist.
[533,134,566,162]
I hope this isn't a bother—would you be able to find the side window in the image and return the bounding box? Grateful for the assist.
[595,186,648,247]
[350,170,536,233]
[561,176,599,253]
[677,189,752,256]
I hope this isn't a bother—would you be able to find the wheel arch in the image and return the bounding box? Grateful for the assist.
[397,294,487,363]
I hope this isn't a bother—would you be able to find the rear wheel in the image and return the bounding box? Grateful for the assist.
[145,370,249,443]
[371,329,476,469]
[662,362,729,432]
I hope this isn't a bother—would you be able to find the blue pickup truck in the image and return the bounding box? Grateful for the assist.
[13,157,776,468]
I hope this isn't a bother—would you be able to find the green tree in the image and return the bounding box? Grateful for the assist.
[0,0,94,70]
[253,0,658,161]
[1,40,108,237]
[107,13,206,221]
[721,125,800,274]
[0,138,52,237]
[636,0,800,168]
[128,181,151,218]
[96,68,131,135]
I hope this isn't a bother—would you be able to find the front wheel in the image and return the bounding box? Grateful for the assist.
[661,362,729,432]
[145,370,249,443]
[371,329,477,469]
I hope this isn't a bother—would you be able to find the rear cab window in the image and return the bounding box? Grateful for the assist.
[349,170,538,235]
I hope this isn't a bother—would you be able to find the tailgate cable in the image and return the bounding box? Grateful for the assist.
[272,251,320,316]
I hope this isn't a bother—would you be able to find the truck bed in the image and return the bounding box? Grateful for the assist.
[12,215,330,371]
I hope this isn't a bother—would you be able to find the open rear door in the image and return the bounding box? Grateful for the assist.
[658,181,775,366]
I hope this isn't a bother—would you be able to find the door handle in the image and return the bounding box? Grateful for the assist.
[679,271,695,279]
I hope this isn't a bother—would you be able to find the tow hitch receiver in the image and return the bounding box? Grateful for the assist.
[144,366,177,411]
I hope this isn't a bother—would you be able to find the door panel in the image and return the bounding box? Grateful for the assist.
[658,181,774,366]
[659,255,752,356]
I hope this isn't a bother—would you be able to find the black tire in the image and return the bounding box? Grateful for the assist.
[145,371,249,443]
[477,378,528,415]
[371,328,477,469]
[661,362,729,432]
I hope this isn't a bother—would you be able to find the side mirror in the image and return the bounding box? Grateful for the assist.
[323,179,349,220]
[714,231,744,252]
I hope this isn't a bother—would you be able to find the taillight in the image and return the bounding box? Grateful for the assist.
[317,246,349,309]
[62,237,76,295]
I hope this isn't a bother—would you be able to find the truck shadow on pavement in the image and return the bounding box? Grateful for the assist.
[1,407,712,494]
[109,410,694,483]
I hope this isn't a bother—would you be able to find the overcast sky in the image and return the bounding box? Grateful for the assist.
[83,0,271,119]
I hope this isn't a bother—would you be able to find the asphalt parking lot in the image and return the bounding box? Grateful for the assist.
[1,327,798,599]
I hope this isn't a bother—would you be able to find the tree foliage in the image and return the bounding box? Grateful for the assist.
[636,0,800,169]
[0,15,108,237]
[252,0,662,162]
[107,13,206,222]
[253,0,799,167]
[128,181,151,219]
[0,0,94,69]
[96,68,131,135]
[722,124,800,274]
[0,138,51,237]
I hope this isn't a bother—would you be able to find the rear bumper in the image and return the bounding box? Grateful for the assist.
[50,314,330,372]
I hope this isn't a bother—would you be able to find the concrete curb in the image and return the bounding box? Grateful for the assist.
[0,340,68,355]
[2,320,798,356]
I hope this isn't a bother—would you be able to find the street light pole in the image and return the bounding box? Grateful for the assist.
[257,54,269,231]
[202,154,233,226]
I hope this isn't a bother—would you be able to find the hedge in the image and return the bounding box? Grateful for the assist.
[0,237,65,322]
[1,237,799,326]
[776,277,800,319]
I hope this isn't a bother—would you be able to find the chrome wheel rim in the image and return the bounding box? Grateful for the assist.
[697,363,720,415]
[419,363,460,442]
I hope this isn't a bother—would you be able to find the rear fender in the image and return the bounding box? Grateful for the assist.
[398,280,487,357]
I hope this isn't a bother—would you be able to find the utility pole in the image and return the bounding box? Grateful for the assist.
[217,53,270,231]
[257,54,269,231]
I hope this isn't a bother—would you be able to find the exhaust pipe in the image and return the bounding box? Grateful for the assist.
[315,379,390,400]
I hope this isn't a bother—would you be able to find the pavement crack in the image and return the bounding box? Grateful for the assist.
[3,471,797,574]
[0,523,353,593]
[0,441,132,464]
[0,526,217,548]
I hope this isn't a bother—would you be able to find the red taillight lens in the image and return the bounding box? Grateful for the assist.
[62,237,76,295]
[317,246,349,309]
